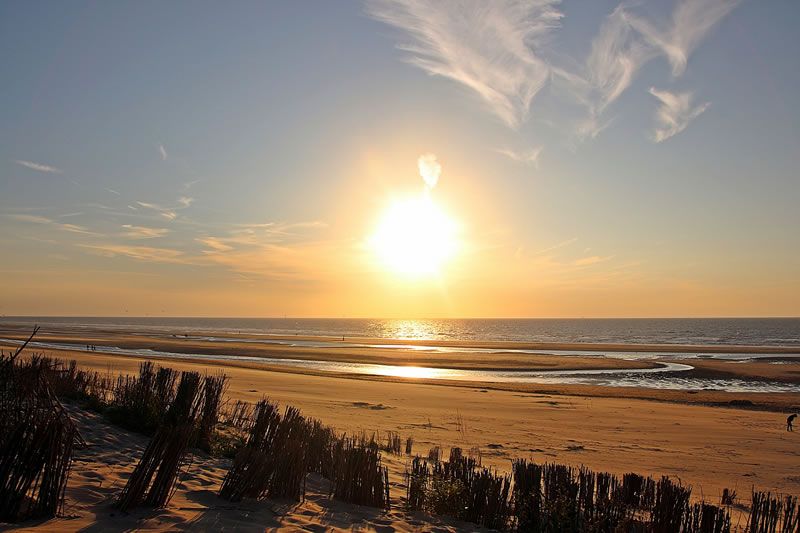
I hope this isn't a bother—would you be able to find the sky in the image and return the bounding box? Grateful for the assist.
[1,0,798,318]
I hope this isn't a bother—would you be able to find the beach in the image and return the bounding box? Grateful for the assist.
[2,324,800,531]
[5,0,799,529]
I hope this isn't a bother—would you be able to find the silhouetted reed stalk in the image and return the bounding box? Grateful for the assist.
[305,419,337,477]
[468,446,482,466]
[406,447,510,528]
[427,445,441,463]
[651,475,692,531]
[0,329,83,521]
[621,472,656,510]
[683,502,731,533]
[406,456,429,511]
[218,399,280,501]
[195,373,228,453]
[107,362,178,435]
[218,401,311,502]
[222,399,255,430]
[512,459,543,531]
[384,431,402,455]
[116,371,203,511]
[45,359,113,408]
[747,492,799,533]
[403,456,738,532]
[330,435,390,508]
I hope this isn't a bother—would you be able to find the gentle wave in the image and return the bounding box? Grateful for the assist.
[3,316,799,347]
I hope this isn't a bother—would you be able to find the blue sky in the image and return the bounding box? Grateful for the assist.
[1,0,798,317]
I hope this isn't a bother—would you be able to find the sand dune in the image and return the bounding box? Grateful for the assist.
[4,407,491,532]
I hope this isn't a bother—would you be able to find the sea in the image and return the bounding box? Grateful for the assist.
[2,316,799,347]
[3,316,800,392]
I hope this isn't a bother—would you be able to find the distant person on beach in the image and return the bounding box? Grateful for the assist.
[788,414,797,432]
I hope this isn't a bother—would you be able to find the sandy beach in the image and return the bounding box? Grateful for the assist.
[2,324,800,531]
[5,406,498,533]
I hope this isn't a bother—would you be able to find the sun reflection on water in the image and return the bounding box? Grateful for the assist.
[370,365,450,379]
[380,319,439,341]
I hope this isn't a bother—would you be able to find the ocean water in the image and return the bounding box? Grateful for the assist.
[2,316,799,346]
[2,317,799,392]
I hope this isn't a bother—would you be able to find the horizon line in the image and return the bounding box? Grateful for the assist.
[2,315,799,321]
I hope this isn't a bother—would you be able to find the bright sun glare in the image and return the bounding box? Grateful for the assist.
[371,194,458,278]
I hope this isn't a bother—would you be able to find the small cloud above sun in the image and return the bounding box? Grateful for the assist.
[369,154,459,279]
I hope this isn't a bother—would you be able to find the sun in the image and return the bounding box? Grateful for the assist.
[370,194,459,277]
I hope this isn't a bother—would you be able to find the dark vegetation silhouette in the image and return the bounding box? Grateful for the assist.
[0,327,83,521]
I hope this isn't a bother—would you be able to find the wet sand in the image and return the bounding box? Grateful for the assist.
[0,326,664,371]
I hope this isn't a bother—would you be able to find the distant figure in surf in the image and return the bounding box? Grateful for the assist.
[788,414,797,432]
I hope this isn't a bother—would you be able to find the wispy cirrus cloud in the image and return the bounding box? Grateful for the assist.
[60,223,93,235]
[535,237,577,255]
[196,237,233,252]
[496,145,544,166]
[625,0,738,77]
[367,1,736,141]
[501,244,626,290]
[583,6,657,114]
[366,0,562,128]
[4,213,96,235]
[80,244,186,263]
[572,255,613,267]
[4,204,333,280]
[198,240,344,281]
[121,225,170,239]
[135,196,194,221]
[5,214,52,225]
[557,7,645,141]
[15,160,62,174]
[574,114,614,141]
[136,201,177,221]
[562,0,736,139]
[197,221,329,255]
[229,221,327,239]
[158,144,168,161]
[196,220,332,279]
[649,87,709,142]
